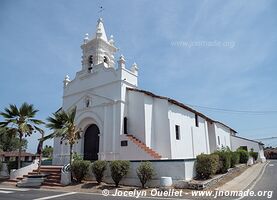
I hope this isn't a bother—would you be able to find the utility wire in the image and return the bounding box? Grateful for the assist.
[186,104,277,115]
[254,136,277,141]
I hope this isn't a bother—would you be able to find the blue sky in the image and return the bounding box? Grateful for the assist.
[0,0,277,153]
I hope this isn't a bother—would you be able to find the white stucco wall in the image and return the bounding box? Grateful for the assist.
[231,135,265,161]
[87,159,196,187]
[53,61,138,165]
[168,104,210,159]
[214,123,232,150]
[127,90,210,160]
[119,135,155,160]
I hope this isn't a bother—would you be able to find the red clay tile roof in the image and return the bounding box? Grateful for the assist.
[127,87,237,133]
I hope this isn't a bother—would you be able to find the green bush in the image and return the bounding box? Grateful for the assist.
[71,159,90,183]
[214,151,231,173]
[7,161,18,173]
[249,151,258,161]
[196,154,219,179]
[110,160,130,187]
[91,160,107,184]
[136,162,156,188]
[230,151,240,168]
[237,149,249,164]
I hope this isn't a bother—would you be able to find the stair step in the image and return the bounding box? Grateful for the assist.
[34,169,61,173]
[45,178,60,183]
[127,134,162,159]
[47,175,61,179]
[8,179,19,182]
[42,182,63,187]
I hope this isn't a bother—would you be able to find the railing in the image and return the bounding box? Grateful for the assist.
[10,159,39,180]
[60,163,71,185]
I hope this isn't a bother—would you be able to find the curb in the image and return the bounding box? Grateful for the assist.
[234,161,269,200]
[242,161,269,191]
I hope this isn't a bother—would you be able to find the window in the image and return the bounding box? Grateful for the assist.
[175,125,180,140]
[195,114,199,127]
[86,99,90,107]
[218,136,220,145]
[121,140,128,146]
[104,56,109,65]
[88,55,93,65]
[123,117,128,134]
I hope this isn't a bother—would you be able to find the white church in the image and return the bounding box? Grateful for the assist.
[53,19,265,166]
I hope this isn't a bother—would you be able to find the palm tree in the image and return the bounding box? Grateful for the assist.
[0,102,44,169]
[44,107,81,168]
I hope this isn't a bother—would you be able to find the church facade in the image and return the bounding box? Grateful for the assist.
[53,19,265,165]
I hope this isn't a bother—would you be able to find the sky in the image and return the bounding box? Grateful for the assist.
[0,0,277,153]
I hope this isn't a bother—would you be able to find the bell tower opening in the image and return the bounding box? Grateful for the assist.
[81,18,117,72]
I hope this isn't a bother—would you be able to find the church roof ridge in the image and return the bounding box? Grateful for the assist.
[127,87,237,133]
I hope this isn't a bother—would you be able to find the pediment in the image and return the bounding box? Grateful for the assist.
[67,92,113,111]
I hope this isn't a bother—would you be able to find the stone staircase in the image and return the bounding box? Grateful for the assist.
[15,166,63,187]
[126,134,162,159]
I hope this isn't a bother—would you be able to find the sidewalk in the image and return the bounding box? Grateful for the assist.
[217,162,268,191]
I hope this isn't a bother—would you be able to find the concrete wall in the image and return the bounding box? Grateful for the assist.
[231,135,266,161]
[87,159,196,187]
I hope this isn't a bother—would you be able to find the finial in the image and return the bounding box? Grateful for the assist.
[97,18,103,24]
[109,35,114,45]
[131,62,139,75]
[120,54,125,61]
[95,18,107,41]
[83,33,89,44]
[118,54,126,68]
[63,75,71,87]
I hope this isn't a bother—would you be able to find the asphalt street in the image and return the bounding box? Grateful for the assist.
[241,160,277,200]
[0,160,276,200]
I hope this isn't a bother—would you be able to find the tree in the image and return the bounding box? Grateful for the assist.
[42,145,53,158]
[0,103,44,168]
[0,127,28,151]
[136,162,155,188]
[44,107,81,179]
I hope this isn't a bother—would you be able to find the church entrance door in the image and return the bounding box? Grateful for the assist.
[84,124,100,161]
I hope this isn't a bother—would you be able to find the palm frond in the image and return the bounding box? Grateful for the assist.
[29,118,44,125]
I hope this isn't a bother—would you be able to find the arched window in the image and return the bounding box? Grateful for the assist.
[88,55,93,72]
[86,99,90,107]
[104,56,109,65]
[88,55,93,65]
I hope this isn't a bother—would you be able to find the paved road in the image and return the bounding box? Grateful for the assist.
[241,160,277,200]
[0,160,276,200]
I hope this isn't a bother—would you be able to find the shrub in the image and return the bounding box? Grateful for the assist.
[237,149,249,164]
[110,160,130,187]
[7,161,18,173]
[196,154,219,179]
[249,151,258,161]
[91,160,107,184]
[214,151,231,173]
[230,151,240,168]
[71,159,90,183]
[136,162,156,188]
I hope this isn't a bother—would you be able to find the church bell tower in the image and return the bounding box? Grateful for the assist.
[81,18,117,72]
